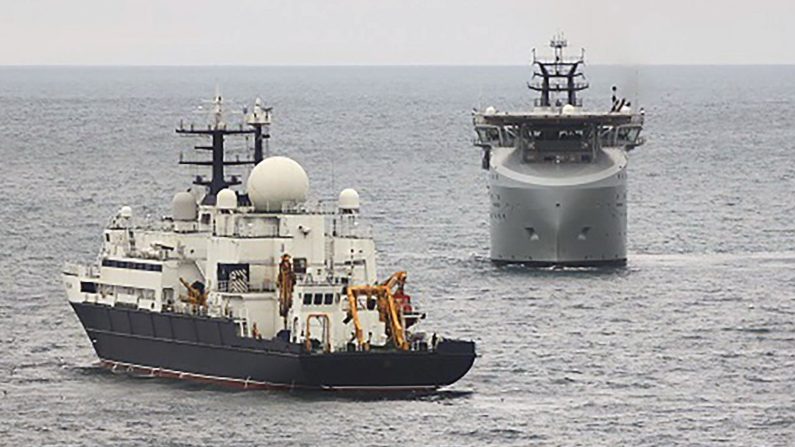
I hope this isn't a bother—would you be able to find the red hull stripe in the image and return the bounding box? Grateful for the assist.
[98,359,438,392]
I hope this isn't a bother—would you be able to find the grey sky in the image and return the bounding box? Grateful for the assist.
[1,0,793,65]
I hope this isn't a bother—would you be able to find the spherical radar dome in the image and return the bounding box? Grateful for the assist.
[338,188,360,211]
[247,156,309,212]
[216,188,237,210]
[119,205,133,219]
[172,192,197,221]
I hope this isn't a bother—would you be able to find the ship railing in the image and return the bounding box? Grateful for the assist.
[523,151,594,164]
[316,200,340,214]
[533,98,584,107]
[529,82,589,92]
[217,280,251,293]
[230,216,280,238]
[599,124,644,149]
[126,214,173,232]
[317,200,368,217]
[630,136,647,148]
[326,217,373,239]
[63,262,100,278]
[533,56,585,65]
[216,279,276,293]
[473,125,501,147]
[63,262,81,276]
[281,199,368,217]
[278,201,331,215]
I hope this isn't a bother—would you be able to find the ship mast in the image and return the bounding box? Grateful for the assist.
[176,93,262,205]
[245,97,272,163]
[528,33,588,107]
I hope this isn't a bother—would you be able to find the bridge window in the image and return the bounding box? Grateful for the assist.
[324,293,334,305]
[101,259,162,272]
[313,293,323,305]
[302,293,311,305]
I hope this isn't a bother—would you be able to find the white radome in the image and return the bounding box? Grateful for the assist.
[485,106,497,114]
[561,104,577,115]
[119,206,133,219]
[338,188,360,211]
[247,156,309,212]
[172,192,197,221]
[216,188,237,210]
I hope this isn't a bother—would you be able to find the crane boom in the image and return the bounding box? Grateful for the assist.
[345,271,410,351]
[179,277,208,307]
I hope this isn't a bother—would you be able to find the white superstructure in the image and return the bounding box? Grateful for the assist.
[64,98,427,354]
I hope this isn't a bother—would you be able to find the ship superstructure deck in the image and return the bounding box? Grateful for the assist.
[473,35,645,266]
[64,95,475,391]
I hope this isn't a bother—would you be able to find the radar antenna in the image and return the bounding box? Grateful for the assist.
[527,33,589,107]
[176,92,257,205]
[245,97,272,163]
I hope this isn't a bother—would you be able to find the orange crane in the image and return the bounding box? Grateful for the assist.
[179,277,208,308]
[277,254,295,325]
[345,271,409,351]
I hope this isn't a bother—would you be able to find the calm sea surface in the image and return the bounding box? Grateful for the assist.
[0,66,794,446]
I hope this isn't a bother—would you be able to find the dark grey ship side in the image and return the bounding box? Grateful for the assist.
[64,96,475,391]
[70,302,474,390]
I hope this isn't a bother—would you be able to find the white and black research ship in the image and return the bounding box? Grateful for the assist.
[63,96,475,391]
[473,35,645,266]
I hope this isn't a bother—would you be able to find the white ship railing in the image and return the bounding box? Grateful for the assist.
[63,262,100,278]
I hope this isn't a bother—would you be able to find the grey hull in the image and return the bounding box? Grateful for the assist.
[488,149,628,265]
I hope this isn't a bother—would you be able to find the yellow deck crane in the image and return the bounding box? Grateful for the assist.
[345,271,410,351]
[277,254,295,327]
[179,277,208,308]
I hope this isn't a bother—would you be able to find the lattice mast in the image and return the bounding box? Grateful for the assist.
[176,94,270,204]
[245,97,272,163]
[528,33,588,107]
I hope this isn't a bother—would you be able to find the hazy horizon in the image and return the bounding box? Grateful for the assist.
[3,63,795,67]
[1,0,793,66]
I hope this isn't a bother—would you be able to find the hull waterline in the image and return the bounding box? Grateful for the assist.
[72,302,475,392]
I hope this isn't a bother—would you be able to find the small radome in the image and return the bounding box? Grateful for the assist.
[62,95,476,391]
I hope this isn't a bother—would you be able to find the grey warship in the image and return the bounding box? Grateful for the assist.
[63,95,475,391]
[473,35,645,266]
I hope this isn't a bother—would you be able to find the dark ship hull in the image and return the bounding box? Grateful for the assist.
[71,302,475,391]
